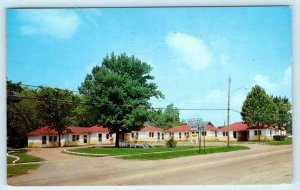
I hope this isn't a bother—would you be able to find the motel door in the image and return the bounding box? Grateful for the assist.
[84,135,88,143]
[158,133,160,140]
[42,136,47,147]
[162,133,164,140]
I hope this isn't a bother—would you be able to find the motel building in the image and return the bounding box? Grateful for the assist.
[27,125,115,148]
[218,122,287,141]
[127,124,165,143]
[27,121,287,148]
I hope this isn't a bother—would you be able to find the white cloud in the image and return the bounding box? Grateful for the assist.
[253,65,292,97]
[254,74,278,92]
[283,65,291,86]
[219,54,229,65]
[166,32,212,71]
[17,9,81,39]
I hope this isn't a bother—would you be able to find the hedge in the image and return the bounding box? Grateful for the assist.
[273,135,286,141]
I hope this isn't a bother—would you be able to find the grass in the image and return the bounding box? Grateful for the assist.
[69,146,198,156]
[264,138,292,145]
[7,156,15,164]
[7,150,44,177]
[7,164,41,178]
[68,145,249,160]
[119,146,249,160]
[7,150,44,164]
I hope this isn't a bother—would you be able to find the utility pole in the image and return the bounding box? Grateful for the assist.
[227,76,231,147]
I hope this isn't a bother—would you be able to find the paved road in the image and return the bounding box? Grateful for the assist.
[8,144,292,185]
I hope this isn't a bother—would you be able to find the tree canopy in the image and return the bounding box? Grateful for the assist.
[272,96,292,134]
[35,87,79,147]
[78,53,164,147]
[241,85,279,141]
[148,103,181,129]
[7,80,80,147]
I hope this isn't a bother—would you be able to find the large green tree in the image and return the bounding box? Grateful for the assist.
[272,96,292,134]
[241,85,279,141]
[35,87,79,147]
[79,53,164,147]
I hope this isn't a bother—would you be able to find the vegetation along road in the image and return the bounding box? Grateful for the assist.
[8,143,292,185]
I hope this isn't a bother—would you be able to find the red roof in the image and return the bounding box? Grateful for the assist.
[220,122,249,132]
[204,122,220,131]
[89,125,110,133]
[166,125,192,132]
[27,125,110,136]
[140,124,164,132]
[27,126,58,136]
[247,125,274,130]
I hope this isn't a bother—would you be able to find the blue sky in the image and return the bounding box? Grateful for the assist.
[6,7,292,126]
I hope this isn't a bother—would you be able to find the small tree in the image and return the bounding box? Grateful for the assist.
[241,85,278,141]
[272,96,292,134]
[36,87,79,147]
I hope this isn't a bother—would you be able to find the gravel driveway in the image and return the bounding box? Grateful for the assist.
[8,143,292,185]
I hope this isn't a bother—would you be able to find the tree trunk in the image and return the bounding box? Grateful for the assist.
[58,131,61,147]
[258,124,260,142]
[115,131,120,148]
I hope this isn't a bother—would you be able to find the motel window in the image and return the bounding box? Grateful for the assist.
[49,136,53,142]
[149,132,154,137]
[99,134,102,142]
[179,132,181,138]
[223,132,228,136]
[215,131,217,137]
[254,130,261,136]
[72,135,76,141]
[110,134,112,137]
[270,130,272,136]
[106,134,109,139]
[202,132,206,136]
[76,135,80,141]
[54,136,57,141]
[131,133,134,138]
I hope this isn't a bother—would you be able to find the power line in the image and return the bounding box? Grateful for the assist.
[8,95,228,111]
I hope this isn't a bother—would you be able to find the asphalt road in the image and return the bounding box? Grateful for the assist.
[8,143,292,185]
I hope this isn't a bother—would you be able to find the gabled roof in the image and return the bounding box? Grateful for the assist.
[140,124,164,132]
[204,121,220,131]
[89,125,110,133]
[166,125,192,132]
[27,126,58,136]
[220,122,249,132]
[27,125,110,136]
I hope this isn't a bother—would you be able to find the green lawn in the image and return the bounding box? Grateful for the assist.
[7,156,15,164]
[264,138,292,145]
[7,150,44,177]
[68,145,249,160]
[69,146,198,156]
[7,150,44,163]
[120,146,249,160]
[7,164,41,178]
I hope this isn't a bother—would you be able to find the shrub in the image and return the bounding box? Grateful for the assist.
[273,135,286,141]
[166,137,177,147]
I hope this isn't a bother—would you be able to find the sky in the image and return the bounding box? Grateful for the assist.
[6,7,292,126]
